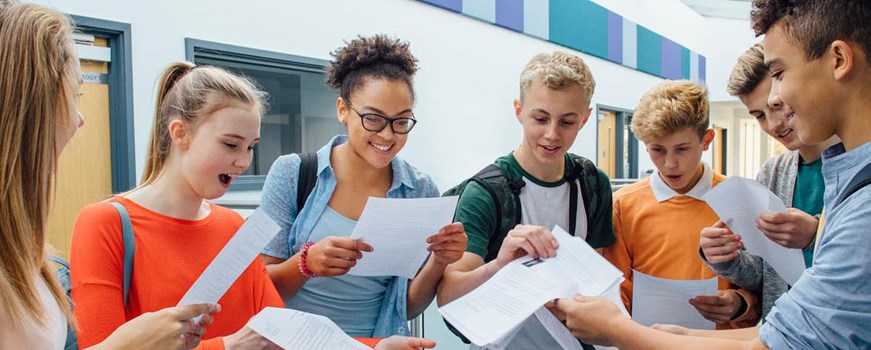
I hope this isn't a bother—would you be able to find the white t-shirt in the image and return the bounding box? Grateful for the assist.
[0,273,67,350]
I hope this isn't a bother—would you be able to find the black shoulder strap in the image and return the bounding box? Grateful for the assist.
[833,161,871,209]
[567,154,595,237]
[296,152,318,212]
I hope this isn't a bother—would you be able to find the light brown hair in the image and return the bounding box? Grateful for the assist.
[727,43,767,97]
[519,51,596,103]
[632,80,710,142]
[0,0,76,326]
[139,62,266,186]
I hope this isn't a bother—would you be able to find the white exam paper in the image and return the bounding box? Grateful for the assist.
[535,307,583,350]
[439,226,624,347]
[632,270,718,330]
[703,177,806,285]
[177,209,280,310]
[247,307,370,350]
[348,196,458,279]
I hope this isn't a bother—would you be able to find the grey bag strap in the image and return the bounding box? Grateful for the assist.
[109,202,135,308]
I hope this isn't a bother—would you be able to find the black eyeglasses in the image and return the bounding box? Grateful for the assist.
[345,100,417,134]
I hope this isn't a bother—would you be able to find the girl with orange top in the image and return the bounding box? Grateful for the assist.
[70,62,279,350]
[69,60,435,350]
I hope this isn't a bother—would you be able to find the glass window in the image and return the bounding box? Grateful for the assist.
[188,40,342,189]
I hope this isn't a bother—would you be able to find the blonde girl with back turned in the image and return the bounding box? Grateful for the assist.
[0,1,219,349]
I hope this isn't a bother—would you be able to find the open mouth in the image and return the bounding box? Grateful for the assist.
[664,174,682,182]
[370,142,393,152]
[777,128,794,139]
[219,174,236,187]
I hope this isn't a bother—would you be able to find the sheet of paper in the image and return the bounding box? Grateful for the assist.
[703,177,806,285]
[632,270,718,330]
[440,255,558,346]
[535,307,583,350]
[439,225,624,347]
[247,307,370,350]
[348,196,458,279]
[177,209,280,310]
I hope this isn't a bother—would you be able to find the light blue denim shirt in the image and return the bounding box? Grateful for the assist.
[261,135,439,337]
[759,141,871,349]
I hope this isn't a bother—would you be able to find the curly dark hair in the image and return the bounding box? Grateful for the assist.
[325,34,419,101]
[751,0,870,62]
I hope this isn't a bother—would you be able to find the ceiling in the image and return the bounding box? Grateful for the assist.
[680,0,753,20]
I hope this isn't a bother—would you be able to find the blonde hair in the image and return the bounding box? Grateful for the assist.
[139,62,267,186]
[0,0,76,326]
[519,51,596,103]
[632,80,710,141]
[726,43,767,96]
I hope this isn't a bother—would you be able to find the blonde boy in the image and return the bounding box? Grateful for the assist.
[438,52,613,349]
[603,81,757,328]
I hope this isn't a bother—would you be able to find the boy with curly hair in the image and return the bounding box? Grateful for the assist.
[553,1,871,348]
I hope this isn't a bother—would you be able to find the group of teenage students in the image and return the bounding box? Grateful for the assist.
[1,0,869,349]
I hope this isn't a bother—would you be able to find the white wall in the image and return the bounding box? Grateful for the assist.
[704,17,760,102]
[38,0,705,191]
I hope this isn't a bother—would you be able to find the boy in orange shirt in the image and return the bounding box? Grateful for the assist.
[603,80,757,329]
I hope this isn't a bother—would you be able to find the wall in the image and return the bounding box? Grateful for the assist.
[704,17,760,102]
[35,0,716,192]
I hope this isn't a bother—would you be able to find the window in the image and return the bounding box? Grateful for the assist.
[186,39,342,190]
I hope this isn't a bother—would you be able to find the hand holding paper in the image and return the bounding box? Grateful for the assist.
[703,177,806,285]
[439,226,624,347]
[348,196,458,279]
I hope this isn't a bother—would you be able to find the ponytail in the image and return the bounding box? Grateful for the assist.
[137,61,266,188]
[140,62,194,186]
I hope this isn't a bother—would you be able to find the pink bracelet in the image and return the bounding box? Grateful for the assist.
[298,241,317,278]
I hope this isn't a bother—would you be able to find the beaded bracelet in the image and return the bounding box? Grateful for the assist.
[298,241,317,278]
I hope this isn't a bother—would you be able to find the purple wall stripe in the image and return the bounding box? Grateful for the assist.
[420,0,462,12]
[699,55,706,82]
[496,0,524,32]
[660,38,682,80]
[607,11,622,64]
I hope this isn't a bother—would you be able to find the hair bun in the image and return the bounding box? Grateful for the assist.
[326,34,418,92]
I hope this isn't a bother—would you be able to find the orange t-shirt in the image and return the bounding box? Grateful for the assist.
[604,175,747,328]
[70,196,282,349]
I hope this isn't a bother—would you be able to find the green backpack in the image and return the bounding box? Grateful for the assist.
[443,153,604,262]
[442,153,604,349]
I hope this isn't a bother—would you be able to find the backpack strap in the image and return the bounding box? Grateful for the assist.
[109,202,135,308]
[833,161,871,209]
[568,154,597,237]
[48,255,70,270]
[296,152,319,212]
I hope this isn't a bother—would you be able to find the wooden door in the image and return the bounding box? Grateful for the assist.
[598,111,617,178]
[48,38,114,258]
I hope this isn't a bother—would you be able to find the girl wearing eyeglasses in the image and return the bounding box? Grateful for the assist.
[260,35,467,340]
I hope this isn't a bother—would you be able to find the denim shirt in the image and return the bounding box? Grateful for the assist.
[759,141,871,349]
[261,135,439,337]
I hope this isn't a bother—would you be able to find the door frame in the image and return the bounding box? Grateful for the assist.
[595,104,638,179]
[70,15,136,192]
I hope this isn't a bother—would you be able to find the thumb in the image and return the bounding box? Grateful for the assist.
[174,303,219,320]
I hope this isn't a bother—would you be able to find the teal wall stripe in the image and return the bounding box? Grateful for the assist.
[549,0,609,59]
[681,47,691,79]
[417,0,705,82]
[636,26,661,76]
